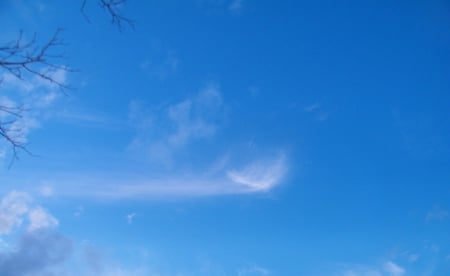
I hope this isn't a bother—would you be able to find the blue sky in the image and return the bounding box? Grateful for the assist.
[0,0,450,275]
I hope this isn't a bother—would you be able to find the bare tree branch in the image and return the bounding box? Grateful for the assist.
[0,29,73,90]
[1,0,134,166]
[0,29,71,164]
[99,0,135,30]
[80,0,92,23]
[0,104,33,168]
[81,0,134,31]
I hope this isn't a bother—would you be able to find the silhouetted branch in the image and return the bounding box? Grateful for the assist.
[1,0,134,165]
[100,0,135,30]
[0,29,71,163]
[0,104,33,167]
[0,29,72,90]
[81,0,134,31]
[80,0,92,23]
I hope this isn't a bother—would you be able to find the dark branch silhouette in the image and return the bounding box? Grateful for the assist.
[81,0,134,31]
[1,1,133,166]
[0,104,32,167]
[0,29,71,164]
[0,29,71,90]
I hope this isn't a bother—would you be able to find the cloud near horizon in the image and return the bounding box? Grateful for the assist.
[0,191,71,276]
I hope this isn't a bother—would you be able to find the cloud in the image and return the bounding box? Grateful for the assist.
[1,68,67,95]
[166,86,222,146]
[0,191,58,234]
[341,267,382,276]
[0,191,71,276]
[4,114,39,145]
[0,69,67,158]
[337,261,405,276]
[16,80,289,199]
[227,154,287,191]
[0,230,72,276]
[42,152,288,199]
[0,95,40,149]
[383,261,405,276]
[28,206,59,231]
[237,264,270,275]
[129,84,226,164]
[126,213,136,224]
[38,185,54,197]
[0,191,30,235]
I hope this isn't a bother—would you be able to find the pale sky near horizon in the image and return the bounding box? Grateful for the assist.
[1,0,450,275]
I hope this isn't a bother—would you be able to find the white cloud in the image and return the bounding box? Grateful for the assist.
[0,191,70,276]
[5,115,39,144]
[167,84,223,146]
[341,268,382,276]
[0,69,67,156]
[38,185,54,197]
[238,264,270,275]
[0,191,58,235]
[1,68,67,94]
[126,213,136,224]
[9,82,288,200]
[129,84,226,165]
[0,191,30,235]
[227,154,287,191]
[0,97,17,119]
[0,72,34,92]
[338,261,405,276]
[28,206,58,231]
[383,262,405,276]
[44,151,288,199]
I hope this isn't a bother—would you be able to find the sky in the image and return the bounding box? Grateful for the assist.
[0,0,450,275]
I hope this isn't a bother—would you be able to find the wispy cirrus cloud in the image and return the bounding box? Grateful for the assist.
[237,264,270,275]
[338,261,405,276]
[227,153,287,192]
[44,151,288,199]
[28,82,289,199]
[129,84,226,165]
[383,261,405,276]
